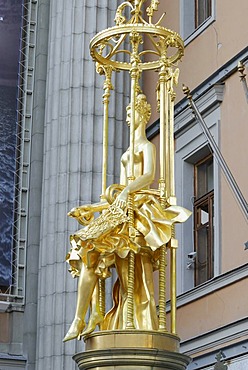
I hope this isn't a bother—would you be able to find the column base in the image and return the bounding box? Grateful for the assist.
[73,330,191,370]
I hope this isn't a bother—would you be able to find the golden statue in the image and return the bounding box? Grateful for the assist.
[63,94,190,342]
[63,1,191,350]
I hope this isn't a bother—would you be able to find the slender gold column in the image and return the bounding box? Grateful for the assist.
[168,68,178,205]
[96,64,114,318]
[96,64,114,198]
[158,59,168,332]
[126,31,141,329]
[170,249,177,333]
[168,69,179,334]
[159,63,167,201]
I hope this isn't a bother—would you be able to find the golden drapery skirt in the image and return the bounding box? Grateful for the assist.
[66,193,190,330]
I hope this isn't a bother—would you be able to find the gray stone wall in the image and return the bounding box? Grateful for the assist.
[34,1,128,369]
[22,0,50,368]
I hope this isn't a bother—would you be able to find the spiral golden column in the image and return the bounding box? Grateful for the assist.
[158,59,168,332]
[126,34,141,328]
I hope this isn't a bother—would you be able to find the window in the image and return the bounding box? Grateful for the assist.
[195,0,212,29]
[0,0,31,301]
[181,0,215,43]
[194,155,214,286]
[0,1,23,294]
[174,84,223,295]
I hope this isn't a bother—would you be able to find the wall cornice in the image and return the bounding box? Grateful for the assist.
[181,317,248,369]
[166,263,248,310]
[146,46,248,140]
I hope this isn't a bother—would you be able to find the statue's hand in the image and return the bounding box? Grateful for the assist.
[113,188,128,210]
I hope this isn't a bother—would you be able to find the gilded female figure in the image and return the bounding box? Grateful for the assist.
[63,94,190,341]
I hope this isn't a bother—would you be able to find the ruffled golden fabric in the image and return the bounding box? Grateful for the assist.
[65,193,191,332]
[66,194,190,280]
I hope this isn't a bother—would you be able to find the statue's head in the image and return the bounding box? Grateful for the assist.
[135,94,152,124]
[126,94,151,127]
[152,0,159,11]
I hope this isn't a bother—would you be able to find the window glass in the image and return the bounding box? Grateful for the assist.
[182,0,213,41]
[0,0,23,293]
[195,0,212,28]
[196,156,213,199]
[194,156,214,286]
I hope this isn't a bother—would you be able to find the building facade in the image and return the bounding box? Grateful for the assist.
[145,1,248,369]
[0,1,129,369]
[0,1,247,369]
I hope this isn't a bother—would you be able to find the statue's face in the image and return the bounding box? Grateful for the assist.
[126,106,131,127]
[126,105,143,129]
[153,0,159,10]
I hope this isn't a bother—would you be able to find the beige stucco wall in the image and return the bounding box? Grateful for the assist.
[146,1,248,272]
[145,0,248,104]
[145,0,248,343]
[220,73,248,273]
[177,0,248,100]
[176,278,248,341]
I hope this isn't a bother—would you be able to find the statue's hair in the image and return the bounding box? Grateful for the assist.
[135,94,152,123]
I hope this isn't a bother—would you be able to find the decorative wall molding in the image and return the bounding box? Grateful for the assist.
[0,353,26,369]
[174,83,225,137]
[146,46,248,141]
[182,318,248,369]
[166,263,248,310]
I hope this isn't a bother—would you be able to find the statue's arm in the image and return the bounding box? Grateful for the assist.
[115,142,156,208]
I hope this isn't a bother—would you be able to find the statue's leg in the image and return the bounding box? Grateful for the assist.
[63,264,98,342]
[81,280,104,336]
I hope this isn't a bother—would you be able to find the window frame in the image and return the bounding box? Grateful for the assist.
[194,155,214,286]
[174,84,224,296]
[0,0,34,304]
[195,0,212,29]
[180,0,216,46]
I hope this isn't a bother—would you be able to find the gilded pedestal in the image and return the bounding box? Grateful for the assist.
[73,331,191,370]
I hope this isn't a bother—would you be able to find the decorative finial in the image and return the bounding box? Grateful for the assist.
[146,0,159,19]
[182,84,192,100]
[238,61,246,80]
[214,351,228,370]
